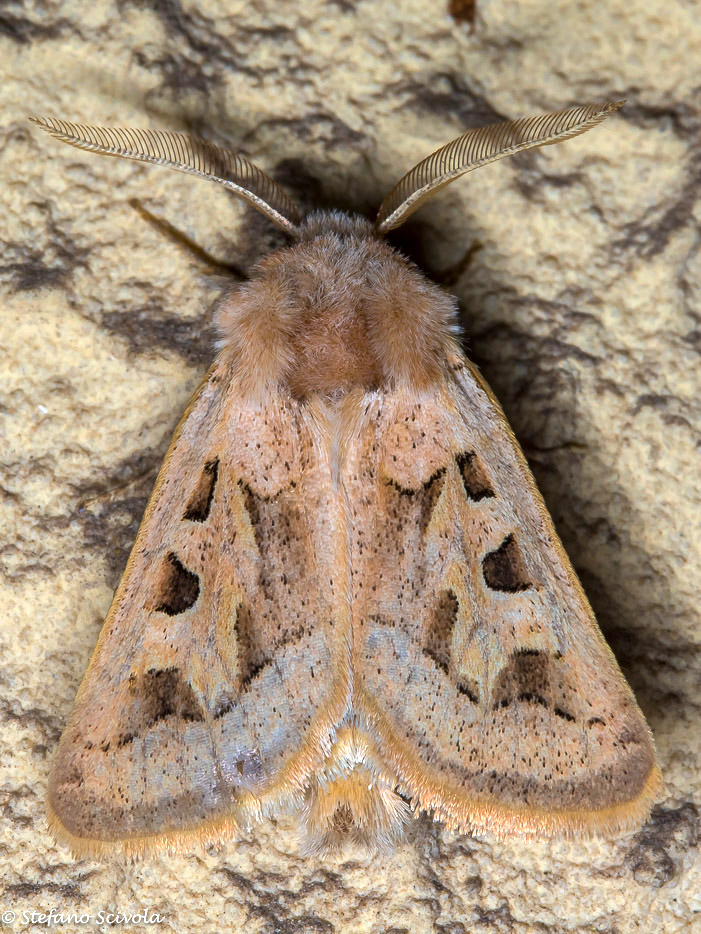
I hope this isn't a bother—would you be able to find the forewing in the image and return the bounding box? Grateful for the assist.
[350,357,660,837]
[49,361,350,855]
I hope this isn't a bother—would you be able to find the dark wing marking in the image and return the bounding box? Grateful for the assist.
[350,375,659,836]
[49,363,351,854]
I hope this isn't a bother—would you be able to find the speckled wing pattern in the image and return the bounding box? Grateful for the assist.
[48,361,351,856]
[49,348,660,853]
[349,356,660,837]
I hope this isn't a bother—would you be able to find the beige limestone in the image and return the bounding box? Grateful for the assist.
[0,0,699,931]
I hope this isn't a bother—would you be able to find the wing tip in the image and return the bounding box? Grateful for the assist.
[46,762,663,857]
[422,761,665,842]
[46,801,241,861]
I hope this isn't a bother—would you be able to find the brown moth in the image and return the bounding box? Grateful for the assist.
[33,101,661,858]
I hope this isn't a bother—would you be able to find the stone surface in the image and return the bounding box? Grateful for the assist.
[1,0,699,931]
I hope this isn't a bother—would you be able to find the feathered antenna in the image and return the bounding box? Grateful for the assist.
[30,117,302,235]
[375,100,624,233]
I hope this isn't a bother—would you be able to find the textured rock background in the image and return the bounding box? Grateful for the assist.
[1,0,699,931]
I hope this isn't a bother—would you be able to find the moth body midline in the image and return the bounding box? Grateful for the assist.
[35,100,661,859]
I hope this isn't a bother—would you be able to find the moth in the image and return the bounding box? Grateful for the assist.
[33,101,661,858]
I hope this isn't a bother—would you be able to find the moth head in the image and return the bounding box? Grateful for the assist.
[30,101,623,238]
[30,103,624,401]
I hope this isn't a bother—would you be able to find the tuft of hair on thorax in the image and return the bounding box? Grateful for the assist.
[215,209,462,403]
[294,209,380,242]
